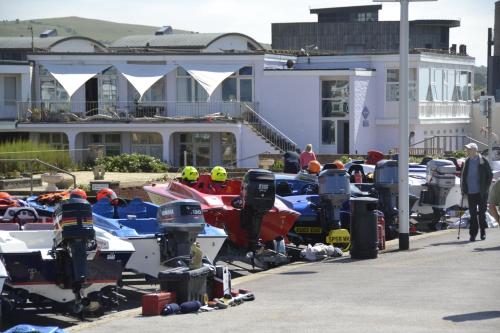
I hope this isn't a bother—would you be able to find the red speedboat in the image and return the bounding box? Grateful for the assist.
[144,174,300,248]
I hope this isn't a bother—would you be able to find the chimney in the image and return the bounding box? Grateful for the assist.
[40,29,57,38]
[450,44,457,54]
[459,44,467,55]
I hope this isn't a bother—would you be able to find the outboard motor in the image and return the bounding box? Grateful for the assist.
[374,160,399,240]
[157,199,205,267]
[240,169,276,252]
[420,159,457,229]
[318,169,351,233]
[52,196,96,312]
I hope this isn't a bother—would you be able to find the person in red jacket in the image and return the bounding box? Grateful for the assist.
[299,144,317,170]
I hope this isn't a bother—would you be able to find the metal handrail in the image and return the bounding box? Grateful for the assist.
[17,100,259,123]
[242,103,297,152]
[410,135,488,149]
[0,158,76,196]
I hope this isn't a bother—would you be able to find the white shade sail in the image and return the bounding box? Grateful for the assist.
[179,63,247,98]
[42,64,111,98]
[114,63,177,98]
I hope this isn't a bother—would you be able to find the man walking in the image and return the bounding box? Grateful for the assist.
[460,143,493,241]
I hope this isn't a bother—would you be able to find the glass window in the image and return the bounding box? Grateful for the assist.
[321,120,336,145]
[105,134,121,144]
[221,133,236,165]
[447,70,455,101]
[90,134,102,144]
[130,78,164,102]
[101,67,118,107]
[176,69,208,102]
[4,77,16,105]
[240,79,253,102]
[239,66,253,76]
[105,146,121,156]
[433,69,443,101]
[222,78,237,101]
[221,66,254,102]
[322,80,349,117]
[387,68,416,102]
[419,68,430,101]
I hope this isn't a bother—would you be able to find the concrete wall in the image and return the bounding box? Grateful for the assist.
[0,64,31,120]
[239,125,281,167]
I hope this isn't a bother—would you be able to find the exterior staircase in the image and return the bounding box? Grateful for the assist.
[242,103,297,153]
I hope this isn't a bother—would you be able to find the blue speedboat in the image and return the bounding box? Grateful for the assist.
[91,198,227,277]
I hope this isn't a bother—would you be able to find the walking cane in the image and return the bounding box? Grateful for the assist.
[457,194,464,240]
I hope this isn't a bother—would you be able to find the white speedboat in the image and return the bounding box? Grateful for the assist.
[0,198,135,314]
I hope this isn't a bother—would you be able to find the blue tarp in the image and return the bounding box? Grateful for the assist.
[3,324,67,333]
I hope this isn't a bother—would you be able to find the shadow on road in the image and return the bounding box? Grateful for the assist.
[474,245,500,252]
[443,311,500,322]
[429,240,470,246]
[279,270,318,275]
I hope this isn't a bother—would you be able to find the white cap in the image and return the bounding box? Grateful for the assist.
[464,143,478,150]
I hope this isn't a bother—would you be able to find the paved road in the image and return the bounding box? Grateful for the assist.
[67,228,500,333]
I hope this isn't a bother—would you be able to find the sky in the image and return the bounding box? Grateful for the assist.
[0,0,496,66]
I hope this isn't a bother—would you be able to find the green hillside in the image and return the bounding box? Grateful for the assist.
[0,16,191,44]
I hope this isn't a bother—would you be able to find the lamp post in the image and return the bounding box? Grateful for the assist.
[374,0,437,250]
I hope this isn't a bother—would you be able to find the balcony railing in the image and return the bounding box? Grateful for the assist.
[418,101,471,120]
[17,101,259,123]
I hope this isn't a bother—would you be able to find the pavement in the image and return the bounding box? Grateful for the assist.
[65,228,500,333]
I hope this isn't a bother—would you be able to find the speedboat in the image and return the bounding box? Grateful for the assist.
[0,196,134,315]
[91,197,227,275]
[144,174,299,248]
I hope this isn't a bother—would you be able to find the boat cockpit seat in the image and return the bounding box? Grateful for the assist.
[93,198,114,218]
[276,181,293,196]
[0,223,20,230]
[23,223,54,231]
[122,198,147,218]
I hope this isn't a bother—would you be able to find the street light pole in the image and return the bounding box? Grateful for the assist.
[375,0,437,250]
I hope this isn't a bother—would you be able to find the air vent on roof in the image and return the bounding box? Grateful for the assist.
[155,26,173,35]
[40,29,57,38]
[459,44,467,55]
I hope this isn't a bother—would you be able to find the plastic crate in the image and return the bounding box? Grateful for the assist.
[158,266,211,304]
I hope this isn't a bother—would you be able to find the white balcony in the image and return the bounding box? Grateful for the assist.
[418,101,471,120]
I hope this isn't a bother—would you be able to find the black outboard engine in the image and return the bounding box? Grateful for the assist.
[157,199,205,267]
[374,160,399,240]
[419,159,456,229]
[240,169,275,252]
[318,169,351,233]
[53,196,96,312]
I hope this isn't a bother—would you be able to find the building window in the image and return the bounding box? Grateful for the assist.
[178,133,211,167]
[322,80,349,117]
[222,66,253,102]
[131,132,163,159]
[431,68,443,101]
[39,65,69,104]
[176,67,208,102]
[221,133,236,166]
[386,68,416,102]
[88,133,121,156]
[39,133,69,150]
[129,78,164,102]
[321,120,336,145]
[101,67,118,109]
[3,77,16,106]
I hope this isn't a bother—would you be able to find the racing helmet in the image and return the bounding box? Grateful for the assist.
[308,160,321,174]
[181,166,199,182]
[96,188,117,202]
[70,188,88,200]
[0,192,11,199]
[333,160,345,170]
[211,166,227,182]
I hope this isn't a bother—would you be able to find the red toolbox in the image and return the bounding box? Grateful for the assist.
[376,211,386,250]
[142,292,176,316]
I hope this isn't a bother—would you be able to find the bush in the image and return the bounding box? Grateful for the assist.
[0,140,73,175]
[450,150,467,159]
[96,153,168,173]
[270,160,284,172]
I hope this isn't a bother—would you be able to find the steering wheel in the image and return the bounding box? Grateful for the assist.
[301,183,318,195]
[11,208,39,226]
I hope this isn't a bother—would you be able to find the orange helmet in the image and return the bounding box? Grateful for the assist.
[70,188,88,200]
[96,188,117,202]
[333,160,345,170]
[0,192,11,199]
[308,160,321,174]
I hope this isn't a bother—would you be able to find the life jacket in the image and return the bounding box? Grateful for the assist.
[36,191,70,206]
